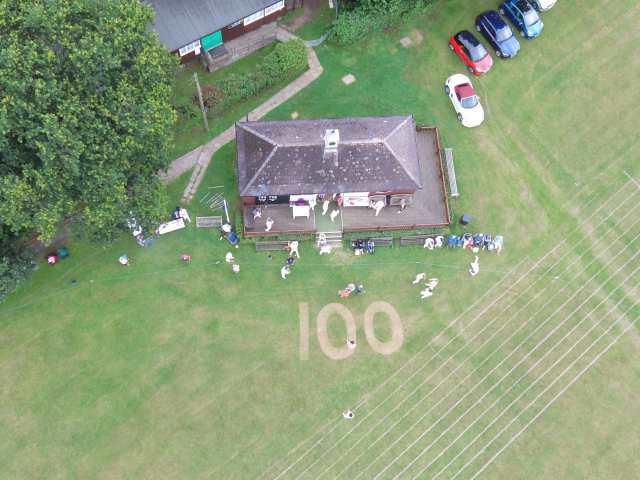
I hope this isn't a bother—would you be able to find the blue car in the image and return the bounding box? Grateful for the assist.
[475,10,520,59]
[500,0,544,39]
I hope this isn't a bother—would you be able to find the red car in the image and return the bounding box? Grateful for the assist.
[448,30,493,75]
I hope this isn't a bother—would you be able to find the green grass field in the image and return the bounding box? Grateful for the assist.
[2,0,640,478]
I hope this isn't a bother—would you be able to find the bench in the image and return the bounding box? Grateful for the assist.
[444,148,459,197]
[196,216,223,228]
[400,234,442,247]
[255,240,291,252]
[368,237,393,247]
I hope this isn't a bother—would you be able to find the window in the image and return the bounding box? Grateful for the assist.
[265,0,285,16]
[244,9,265,26]
[178,39,201,56]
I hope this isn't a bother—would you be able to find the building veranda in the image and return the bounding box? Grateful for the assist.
[235,115,451,237]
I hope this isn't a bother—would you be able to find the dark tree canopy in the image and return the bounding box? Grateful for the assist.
[0,0,176,242]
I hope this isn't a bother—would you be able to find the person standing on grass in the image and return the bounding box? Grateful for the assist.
[288,240,300,258]
[232,264,240,274]
[412,273,426,284]
[469,255,480,276]
[281,264,291,279]
[225,251,235,263]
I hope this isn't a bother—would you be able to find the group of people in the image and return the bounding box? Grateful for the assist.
[280,241,300,279]
[412,273,440,299]
[447,233,503,254]
[338,283,365,298]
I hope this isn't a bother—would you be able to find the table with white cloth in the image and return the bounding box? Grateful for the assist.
[291,205,310,219]
[156,218,185,235]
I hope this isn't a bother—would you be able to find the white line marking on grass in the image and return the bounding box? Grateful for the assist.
[456,302,640,480]
[270,258,533,480]
[299,192,640,480]
[375,237,640,480]
[623,170,640,190]
[425,281,640,479]
[435,296,639,480]
[337,210,640,480]
[269,179,637,479]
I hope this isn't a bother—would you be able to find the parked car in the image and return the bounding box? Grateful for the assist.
[448,30,493,75]
[530,0,556,11]
[475,10,520,58]
[444,74,484,128]
[500,0,544,38]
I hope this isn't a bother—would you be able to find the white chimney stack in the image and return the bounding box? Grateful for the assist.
[324,129,340,154]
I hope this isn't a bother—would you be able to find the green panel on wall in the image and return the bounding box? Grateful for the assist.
[201,30,223,51]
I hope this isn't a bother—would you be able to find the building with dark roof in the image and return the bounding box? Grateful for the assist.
[235,116,451,236]
[148,0,294,62]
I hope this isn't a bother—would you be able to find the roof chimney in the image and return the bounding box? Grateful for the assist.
[324,129,340,166]
[324,129,339,154]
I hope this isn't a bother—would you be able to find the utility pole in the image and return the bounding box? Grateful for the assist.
[193,72,209,132]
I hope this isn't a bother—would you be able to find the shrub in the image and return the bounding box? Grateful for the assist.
[197,84,225,109]
[0,229,35,302]
[332,0,433,44]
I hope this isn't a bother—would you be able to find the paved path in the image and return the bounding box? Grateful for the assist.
[163,28,324,204]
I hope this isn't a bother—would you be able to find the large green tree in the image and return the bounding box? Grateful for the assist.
[0,0,176,242]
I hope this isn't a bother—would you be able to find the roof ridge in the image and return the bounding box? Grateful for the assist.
[383,116,421,188]
[240,144,278,196]
[277,138,385,148]
[238,123,277,147]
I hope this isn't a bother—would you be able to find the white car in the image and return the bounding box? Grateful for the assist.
[444,74,484,128]
[530,0,556,11]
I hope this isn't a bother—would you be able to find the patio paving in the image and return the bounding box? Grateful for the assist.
[341,127,450,232]
[243,204,316,237]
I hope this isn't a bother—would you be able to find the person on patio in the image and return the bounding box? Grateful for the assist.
[265,216,274,232]
[252,208,262,220]
[397,198,407,213]
[322,198,330,216]
[370,199,385,217]
[330,209,340,222]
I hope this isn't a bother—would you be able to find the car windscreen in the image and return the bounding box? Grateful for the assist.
[495,26,512,42]
[468,43,488,61]
[523,9,540,26]
[461,96,479,108]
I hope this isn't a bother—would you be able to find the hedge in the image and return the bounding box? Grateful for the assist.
[199,39,308,113]
[332,0,434,45]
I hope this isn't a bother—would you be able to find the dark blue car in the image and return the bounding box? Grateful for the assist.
[475,10,520,59]
[500,0,544,39]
